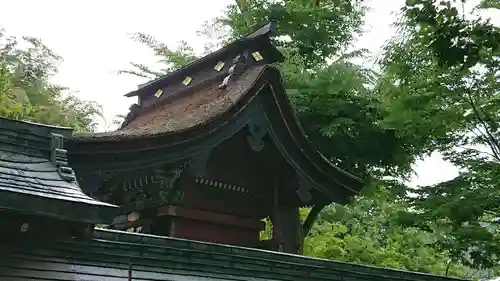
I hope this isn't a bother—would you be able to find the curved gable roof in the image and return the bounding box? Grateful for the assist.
[69,22,362,203]
[69,65,362,203]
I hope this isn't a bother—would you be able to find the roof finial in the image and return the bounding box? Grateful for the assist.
[50,133,76,182]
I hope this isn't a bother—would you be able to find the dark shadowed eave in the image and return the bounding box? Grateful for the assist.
[0,117,117,224]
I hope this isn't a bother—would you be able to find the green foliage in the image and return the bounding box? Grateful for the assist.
[217,0,365,67]
[479,0,500,9]
[404,0,500,69]
[304,185,475,278]
[119,32,198,79]
[285,52,412,177]
[379,0,500,269]
[0,28,102,131]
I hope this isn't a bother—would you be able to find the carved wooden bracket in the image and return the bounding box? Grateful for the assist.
[98,162,189,210]
[246,113,268,152]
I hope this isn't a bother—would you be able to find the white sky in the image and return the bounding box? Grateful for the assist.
[0,0,462,186]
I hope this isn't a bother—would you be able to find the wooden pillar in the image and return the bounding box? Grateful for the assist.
[272,178,303,255]
[272,180,284,251]
[276,205,303,254]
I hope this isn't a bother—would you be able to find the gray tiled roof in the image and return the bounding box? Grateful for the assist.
[0,228,467,281]
[0,117,116,224]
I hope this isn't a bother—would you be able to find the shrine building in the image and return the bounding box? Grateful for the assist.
[0,22,465,281]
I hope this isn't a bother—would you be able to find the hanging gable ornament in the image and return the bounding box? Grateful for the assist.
[190,149,212,178]
[218,53,248,89]
[246,110,268,152]
[20,223,29,233]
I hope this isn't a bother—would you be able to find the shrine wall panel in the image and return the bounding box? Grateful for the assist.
[171,218,260,247]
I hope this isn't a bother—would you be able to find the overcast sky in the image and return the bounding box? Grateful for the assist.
[0,0,465,186]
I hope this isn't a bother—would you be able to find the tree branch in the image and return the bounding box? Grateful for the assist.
[235,0,252,27]
[463,90,500,160]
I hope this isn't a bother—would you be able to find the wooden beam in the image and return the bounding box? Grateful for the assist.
[157,205,264,230]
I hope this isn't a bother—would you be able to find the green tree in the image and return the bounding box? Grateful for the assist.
[215,0,365,66]
[119,33,198,80]
[285,53,412,177]
[0,28,102,131]
[124,1,414,178]
[378,0,500,269]
[304,185,472,278]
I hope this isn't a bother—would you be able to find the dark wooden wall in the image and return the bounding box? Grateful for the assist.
[169,129,297,247]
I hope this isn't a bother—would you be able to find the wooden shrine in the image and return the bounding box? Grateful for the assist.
[65,22,363,254]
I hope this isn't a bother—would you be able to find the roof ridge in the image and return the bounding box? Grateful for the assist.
[0,116,73,137]
[91,228,464,281]
[124,22,280,98]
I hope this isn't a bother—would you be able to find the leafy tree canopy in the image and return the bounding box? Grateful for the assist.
[216,0,366,67]
[379,0,500,269]
[305,184,480,279]
[0,28,102,131]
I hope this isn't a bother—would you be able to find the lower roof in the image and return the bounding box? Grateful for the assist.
[0,228,464,281]
[0,117,117,224]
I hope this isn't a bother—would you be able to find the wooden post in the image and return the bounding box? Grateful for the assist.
[273,179,284,252]
[272,178,303,254]
[128,260,132,281]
